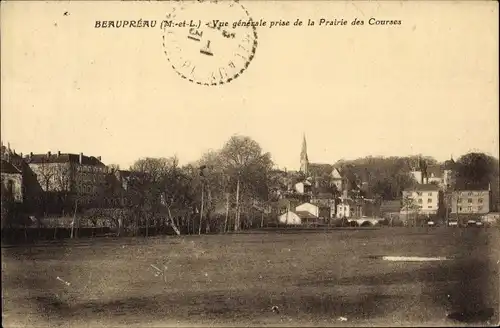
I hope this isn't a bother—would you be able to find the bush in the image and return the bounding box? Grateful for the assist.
[378,218,390,226]
[347,220,359,227]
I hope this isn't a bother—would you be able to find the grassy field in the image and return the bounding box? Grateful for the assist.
[2,227,499,327]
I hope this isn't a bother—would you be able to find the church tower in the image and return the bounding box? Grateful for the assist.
[300,133,309,176]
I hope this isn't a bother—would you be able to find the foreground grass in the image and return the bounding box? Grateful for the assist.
[2,228,499,327]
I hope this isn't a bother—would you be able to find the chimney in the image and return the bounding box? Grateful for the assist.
[29,152,33,159]
[97,156,102,161]
[47,151,51,157]
[20,152,23,158]
[57,151,61,157]
[79,152,83,164]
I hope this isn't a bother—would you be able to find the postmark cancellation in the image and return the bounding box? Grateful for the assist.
[162,0,258,86]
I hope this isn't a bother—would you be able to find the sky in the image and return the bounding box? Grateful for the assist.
[1,1,498,171]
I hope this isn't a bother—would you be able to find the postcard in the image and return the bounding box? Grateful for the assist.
[1,0,499,327]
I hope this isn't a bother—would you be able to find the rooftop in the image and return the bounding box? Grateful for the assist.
[294,211,318,219]
[1,160,21,174]
[405,184,440,192]
[426,165,443,179]
[379,200,402,213]
[25,152,105,166]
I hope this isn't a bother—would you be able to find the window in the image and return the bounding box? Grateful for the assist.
[417,192,422,196]
[418,199,422,204]
[468,192,473,196]
[428,206,432,208]
[468,198,473,203]
[459,207,463,211]
[478,198,483,203]
[427,199,432,203]
[478,206,483,211]
[428,193,432,196]
[467,206,472,211]
[457,198,462,203]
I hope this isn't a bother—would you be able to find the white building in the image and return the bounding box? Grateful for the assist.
[295,202,319,217]
[294,180,312,194]
[331,168,343,190]
[336,201,352,218]
[411,158,456,191]
[336,199,364,218]
[402,184,441,215]
[278,210,318,225]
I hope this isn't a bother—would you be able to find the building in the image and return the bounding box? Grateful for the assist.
[410,157,456,190]
[298,134,345,191]
[295,202,319,217]
[299,134,309,176]
[310,195,336,219]
[379,199,402,221]
[331,167,343,191]
[402,184,443,216]
[278,210,318,225]
[25,151,108,209]
[450,189,490,215]
[1,160,23,203]
[294,179,312,194]
[442,158,456,189]
[336,199,353,218]
[1,143,44,208]
[336,198,365,218]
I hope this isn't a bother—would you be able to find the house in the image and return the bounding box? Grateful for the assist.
[411,157,456,190]
[331,167,343,190]
[402,184,443,216]
[450,189,490,215]
[278,210,318,225]
[379,200,401,219]
[1,144,44,211]
[295,202,319,217]
[310,196,336,219]
[25,151,108,209]
[1,160,23,203]
[336,199,353,218]
[294,179,312,194]
[336,198,365,218]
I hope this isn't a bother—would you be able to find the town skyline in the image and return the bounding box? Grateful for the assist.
[0,134,498,172]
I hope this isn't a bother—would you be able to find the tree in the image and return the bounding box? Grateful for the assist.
[401,195,421,227]
[107,164,121,172]
[219,135,273,231]
[195,150,230,233]
[0,179,14,228]
[454,152,498,190]
[334,156,419,200]
[159,158,195,236]
[129,157,175,236]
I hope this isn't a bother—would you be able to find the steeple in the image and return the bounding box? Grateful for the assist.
[300,133,309,176]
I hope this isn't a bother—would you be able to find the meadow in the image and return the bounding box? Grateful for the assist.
[2,227,499,327]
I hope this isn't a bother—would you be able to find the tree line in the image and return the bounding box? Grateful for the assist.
[2,135,498,236]
[85,135,274,236]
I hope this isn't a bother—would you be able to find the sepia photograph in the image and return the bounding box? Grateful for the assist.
[1,0,499,327]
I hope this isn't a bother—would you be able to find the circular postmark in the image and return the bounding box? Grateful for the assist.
[162,0,258,86]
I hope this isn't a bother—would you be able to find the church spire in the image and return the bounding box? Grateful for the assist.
[300,133,309,175]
